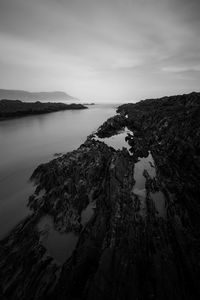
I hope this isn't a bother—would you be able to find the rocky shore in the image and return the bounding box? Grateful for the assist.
[0,92,200,299]
[0,99,87,120]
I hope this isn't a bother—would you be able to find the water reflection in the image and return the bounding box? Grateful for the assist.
[81,201,96,226]
[37,215,78,264]
[151,191,166,218]
[133,152,156,192]
[94,127,132,151]
[132,152,166,219]
[0,105,116,239]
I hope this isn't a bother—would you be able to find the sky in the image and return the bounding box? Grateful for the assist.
[0,0,200,102]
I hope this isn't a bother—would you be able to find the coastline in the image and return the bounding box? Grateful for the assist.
[0,99,88,121]
[0,92,200,300]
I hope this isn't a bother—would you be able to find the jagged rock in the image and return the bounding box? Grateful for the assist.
[1,92,200,299]
[97,114,126,138]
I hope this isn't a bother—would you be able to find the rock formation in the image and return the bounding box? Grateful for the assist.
[0,100,87,120]
[0,92,200,299]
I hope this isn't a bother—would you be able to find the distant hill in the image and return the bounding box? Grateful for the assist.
[0,89,77,102]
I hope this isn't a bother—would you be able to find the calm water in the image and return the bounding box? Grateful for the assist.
[94,127,132,152]
[132,151,166,219]
[0,105,166,264]
[81,201,96,226]
[0,104,116,239]
[37,215,79,264]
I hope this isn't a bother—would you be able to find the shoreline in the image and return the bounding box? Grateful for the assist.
[0,92,200,299]
[0,99,88,121]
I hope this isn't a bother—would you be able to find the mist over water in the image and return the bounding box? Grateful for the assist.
[0,104,116,239]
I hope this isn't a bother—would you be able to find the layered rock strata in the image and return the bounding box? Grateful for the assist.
[0,92,200,300]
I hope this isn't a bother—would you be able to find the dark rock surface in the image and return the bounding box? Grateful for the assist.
[0,92,200,299]
[97,114,127,137]
[0,99,87,120]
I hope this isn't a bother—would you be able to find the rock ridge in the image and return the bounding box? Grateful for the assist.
[0,92,200,299]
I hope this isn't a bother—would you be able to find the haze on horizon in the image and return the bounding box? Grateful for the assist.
[0,0,200,102]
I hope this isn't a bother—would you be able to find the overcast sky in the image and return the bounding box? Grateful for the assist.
[0,0,199,102]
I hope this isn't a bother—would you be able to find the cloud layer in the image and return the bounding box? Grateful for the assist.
[0,0,199,101]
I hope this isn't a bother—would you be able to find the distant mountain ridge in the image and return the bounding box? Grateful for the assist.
[0,89,77,102]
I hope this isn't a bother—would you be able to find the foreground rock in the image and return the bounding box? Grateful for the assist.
[0,92,200,299]
[0,99,87,120]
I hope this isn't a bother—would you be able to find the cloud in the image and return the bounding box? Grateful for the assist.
[162,66,200,73]
[0,0,199,101]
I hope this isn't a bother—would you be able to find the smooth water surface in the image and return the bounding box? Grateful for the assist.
[133,151,156,193]
[37,215,78,264]
[132,152,166,218]
[0,104,116,239]
[94,127,132,151]
[132,152,156,217]
[150,191,166,218]
[81,201,96,226]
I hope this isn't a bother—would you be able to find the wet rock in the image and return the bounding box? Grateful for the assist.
[1,92,200,299]
[97,114,127,138]
[29,139,114,233]
[0,215,60,300]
